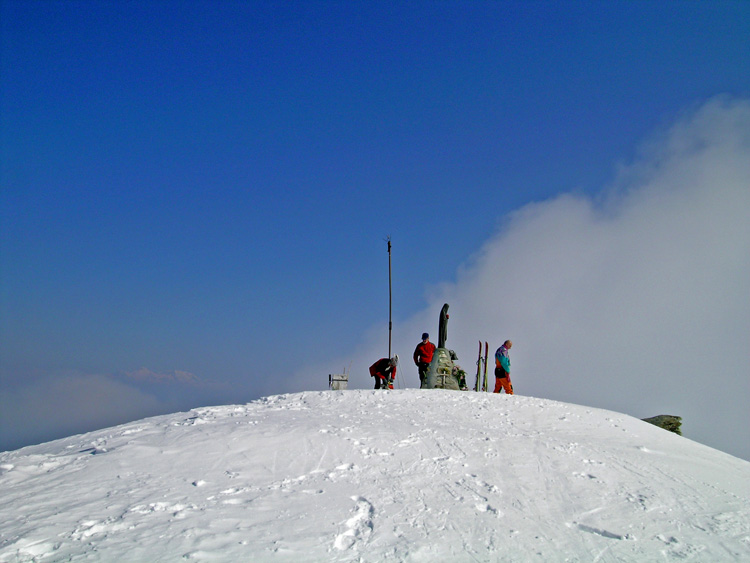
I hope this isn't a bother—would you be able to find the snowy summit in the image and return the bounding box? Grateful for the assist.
[1,390,749,561]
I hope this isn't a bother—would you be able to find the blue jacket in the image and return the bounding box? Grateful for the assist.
[495,346,510,373]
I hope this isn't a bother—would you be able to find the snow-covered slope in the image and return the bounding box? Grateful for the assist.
[1,390,748,562]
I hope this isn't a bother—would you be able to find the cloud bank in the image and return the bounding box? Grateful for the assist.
[0,373,165,451]
[124,367,201,384]
[300,96,750,460]
[0,366,213,451]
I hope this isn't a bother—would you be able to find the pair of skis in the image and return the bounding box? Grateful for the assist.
[474,341,489,392]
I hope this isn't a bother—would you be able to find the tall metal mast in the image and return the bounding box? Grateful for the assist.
[387,236,392,358]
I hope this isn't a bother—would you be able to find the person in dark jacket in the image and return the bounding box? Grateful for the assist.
[413,333,436,384]
[369,355,398,389]
[494,340,513,394]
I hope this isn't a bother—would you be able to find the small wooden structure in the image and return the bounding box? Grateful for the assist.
[329,373,348,391]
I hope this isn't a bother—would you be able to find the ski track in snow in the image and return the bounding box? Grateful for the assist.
[1,390,749,562]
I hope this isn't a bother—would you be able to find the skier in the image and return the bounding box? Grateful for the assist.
[413,333,436,384]
[493,340,513,394]
[369,355,398,389]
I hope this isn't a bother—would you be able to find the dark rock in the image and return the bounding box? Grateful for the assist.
[642,415,682,436]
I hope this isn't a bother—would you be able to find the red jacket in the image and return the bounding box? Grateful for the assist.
[413,341,436,365]
[369,358,396,379]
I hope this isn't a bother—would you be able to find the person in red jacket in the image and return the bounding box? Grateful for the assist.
[369,355,398,389]
[413,332,436,384]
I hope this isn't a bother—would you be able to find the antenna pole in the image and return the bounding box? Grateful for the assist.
[387,237,392,358]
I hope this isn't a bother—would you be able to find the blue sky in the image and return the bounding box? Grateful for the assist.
[2,1,749,457]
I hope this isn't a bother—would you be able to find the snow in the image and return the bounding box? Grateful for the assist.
[1,390,749,562]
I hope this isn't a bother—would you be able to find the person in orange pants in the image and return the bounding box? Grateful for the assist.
[493,340,513,394]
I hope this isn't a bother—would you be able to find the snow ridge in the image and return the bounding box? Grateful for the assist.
[1,390,749,562]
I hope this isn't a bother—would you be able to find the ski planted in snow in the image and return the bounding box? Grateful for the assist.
[474,340,483,392]
[479,342,489,393]
[482,341,489,392]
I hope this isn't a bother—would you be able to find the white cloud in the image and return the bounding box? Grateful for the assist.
[300,96,750,460]
[0,372,165,451]
[124,367,201,384]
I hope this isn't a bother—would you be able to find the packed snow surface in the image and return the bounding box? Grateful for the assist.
[1,390,749,562]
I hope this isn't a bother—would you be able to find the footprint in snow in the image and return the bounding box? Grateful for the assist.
[333,497,374,550]
[475,503,502,516]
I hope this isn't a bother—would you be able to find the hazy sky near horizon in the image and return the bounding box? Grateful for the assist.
[2,1,749,458]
